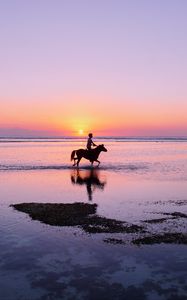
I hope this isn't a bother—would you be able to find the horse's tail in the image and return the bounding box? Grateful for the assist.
[71,150,76,161]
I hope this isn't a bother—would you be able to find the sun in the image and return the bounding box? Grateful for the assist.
[78,129,84,135]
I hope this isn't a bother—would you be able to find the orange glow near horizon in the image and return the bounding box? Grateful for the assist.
[78,129,84,135]
[1,94,187,137]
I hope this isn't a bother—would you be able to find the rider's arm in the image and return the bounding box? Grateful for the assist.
[92,140,97,146]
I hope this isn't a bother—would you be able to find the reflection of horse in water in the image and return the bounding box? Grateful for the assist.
[71,144,107,167]
[71,169,106,201]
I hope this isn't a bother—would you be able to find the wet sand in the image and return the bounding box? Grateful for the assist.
[1,139,187,300]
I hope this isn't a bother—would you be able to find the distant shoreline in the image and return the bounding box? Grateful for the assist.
[0,136,187,142]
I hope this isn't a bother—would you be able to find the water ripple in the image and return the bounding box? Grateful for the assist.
[0,163,148,172]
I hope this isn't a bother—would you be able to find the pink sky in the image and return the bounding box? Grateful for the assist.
[1,1,187,137]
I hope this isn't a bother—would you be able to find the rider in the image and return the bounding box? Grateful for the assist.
[87,133,97,151]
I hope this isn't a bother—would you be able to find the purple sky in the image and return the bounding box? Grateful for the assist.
[1,0,187,136]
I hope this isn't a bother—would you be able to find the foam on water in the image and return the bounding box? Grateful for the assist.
[0,163,148,172]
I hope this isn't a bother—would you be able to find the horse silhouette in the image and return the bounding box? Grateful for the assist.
[71,144,107,167]
[71,169,106,201]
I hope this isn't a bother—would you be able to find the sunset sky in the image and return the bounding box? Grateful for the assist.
[1,0,187,137]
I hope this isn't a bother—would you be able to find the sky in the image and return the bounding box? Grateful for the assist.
[0,0,187,137]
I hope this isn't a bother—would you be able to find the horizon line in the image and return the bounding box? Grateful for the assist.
[1,135,187,139]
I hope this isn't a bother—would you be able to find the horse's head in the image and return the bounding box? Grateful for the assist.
[97,144,107,152]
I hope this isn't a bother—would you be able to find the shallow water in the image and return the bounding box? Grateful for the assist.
[0,138,187,299]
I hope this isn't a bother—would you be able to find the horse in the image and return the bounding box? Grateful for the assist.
[71,144,107,167]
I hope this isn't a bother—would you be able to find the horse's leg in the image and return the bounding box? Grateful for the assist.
[77,157,82,167]
[95,160,100,167]
[73,158,78,166]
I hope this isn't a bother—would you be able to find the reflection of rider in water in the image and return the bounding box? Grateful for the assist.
[70,169,106,201]
[87,133,97,151]
[86,182,92,201]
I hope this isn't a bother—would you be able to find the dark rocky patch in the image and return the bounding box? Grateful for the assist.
[142,217,175,224]
[168,200,187,206]
[144,199,187,206]
[132,233,187,245]
[162,212,187,218]
[82,216,143,234]
[103,238,126,245]
[11,203,187,245]
[149,211,187,219]
[11,202,143,234]
[11,202,97,226]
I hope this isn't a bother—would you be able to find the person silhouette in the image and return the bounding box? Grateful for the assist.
[87,133,97,151]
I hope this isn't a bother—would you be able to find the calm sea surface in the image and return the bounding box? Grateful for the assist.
[0,138,187,300]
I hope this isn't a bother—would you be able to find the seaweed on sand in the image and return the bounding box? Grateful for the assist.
[132,233,187,245]
[103,238,126,245]
[162,212,187,218]
[11,203,187,244]
[11,202,143,234]
[142,217,175,224]
[150,211,187,218]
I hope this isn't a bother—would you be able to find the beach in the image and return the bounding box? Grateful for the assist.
[0,138,187,299]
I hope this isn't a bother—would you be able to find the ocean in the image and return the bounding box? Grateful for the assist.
[0,138,187,299]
